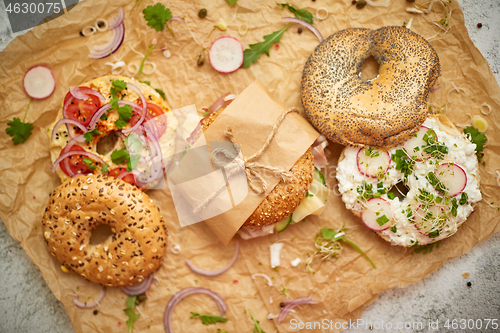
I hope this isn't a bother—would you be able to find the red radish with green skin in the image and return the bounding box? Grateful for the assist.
[413,205,445,236]
[209,36,244,73]
[356,147,391,178]
[403,126,438,161]
[361,197,393,231]
[433,163,467,197]
[23,66,56,99]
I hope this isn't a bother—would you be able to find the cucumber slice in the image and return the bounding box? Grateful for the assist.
[276,215,292,233]
[313,167,326,186]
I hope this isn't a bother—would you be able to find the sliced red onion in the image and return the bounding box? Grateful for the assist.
[108,7,125,30]
[281,17,323,42]
[120,273,154,296]
[277,296,317,323]
[73,286,106,308]
[185,242,240,277]
[169,16,185,24]
[88,103,112,129]
[89,23,125,59]
[69,86,105,101]
[51,119,88,143]
[122,83,147,134]
[60,135,85,177]
[164,287,227,333]
[52,150,105,173]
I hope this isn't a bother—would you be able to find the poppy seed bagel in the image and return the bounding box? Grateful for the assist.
[301,26,440,148]
[42,174,168,287]
[201,108,315,228]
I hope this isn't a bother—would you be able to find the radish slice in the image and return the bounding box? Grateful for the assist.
[404,126,438,160]
[361,198,393,231]
[433,163,467,197]
[209,36,244,73]
[23,66,56,99]
[413,205,445,236]
[356,148,391,178]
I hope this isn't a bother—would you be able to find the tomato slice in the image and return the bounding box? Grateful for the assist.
[63,87,102,127]
[130,103,167,137]
[59,145,93,177]
[108,167,139,188]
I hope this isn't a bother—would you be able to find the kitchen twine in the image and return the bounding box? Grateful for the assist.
[193,107,299,214]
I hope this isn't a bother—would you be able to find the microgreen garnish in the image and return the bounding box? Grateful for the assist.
[365,147,380,157]
[249,310,265,333]
[391,149,415,183]
[190,312,227,325]
[426,172,448,195]
[422,129,448,160]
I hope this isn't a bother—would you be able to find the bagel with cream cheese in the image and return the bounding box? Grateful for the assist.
[336,115,481,246]
[301,26,440,148]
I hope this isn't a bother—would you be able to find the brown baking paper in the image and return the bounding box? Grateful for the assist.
[1,0,500,332]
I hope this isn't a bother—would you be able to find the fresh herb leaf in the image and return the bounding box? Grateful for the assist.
[464,126,487,162]
[387,192,396,200]
[83,128,102,143]
[142,3,172,32]
[129,153,141,172]
[138,44,155,80]
[426,172,447,195]
[305,192,314,197]
[140,80,151,86]
[155,88,166,100]
[82,157,97,170]
[391,149,415,183]
[390,225,397,233]
[102,163,109,173]
[249,311,265,333]
[277,2,314,23]
[111,148,130,165]
[242,24,291,68]
[226,0,238,4]
[320,228,376,268]
[422,129,448,160]
[124,133,144,153]
[115,105,134,129]
[459,192,468,205]
[124,296,140,333]
[6,117,34,145]
[190,312,227,325]
[100,112,109,120]
[376,215,389,226]
[111,79,127,91]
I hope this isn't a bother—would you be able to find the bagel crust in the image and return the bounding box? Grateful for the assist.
[201,108,315,228]
[42,174,168,287]
[301,26,441,148]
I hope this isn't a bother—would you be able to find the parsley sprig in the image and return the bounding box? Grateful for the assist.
[277,2,314,23]
[464,126,487,162]
[5,98,34,145]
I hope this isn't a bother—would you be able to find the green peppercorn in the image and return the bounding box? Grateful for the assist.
[356,0,366,9]
[198,8,207,18]
[197,53,205,66]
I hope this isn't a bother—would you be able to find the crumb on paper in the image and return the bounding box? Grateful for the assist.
[462,272,470,279]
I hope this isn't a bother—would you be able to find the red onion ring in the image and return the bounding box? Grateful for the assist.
[168,16,185,24]
[185,242,240,277]
[121,84,147,134]
[72,286,106,308]
[281,17,323,42]
[51,119,88,142]
[89,23,125,59]
[88,103,112,130]
[164,287,227,333]
[120,273,155,296]
[69,86,105,101]
[277,296,317,323]
[60,135,85,177]
[51,150,105,173]
[108,7,125,30]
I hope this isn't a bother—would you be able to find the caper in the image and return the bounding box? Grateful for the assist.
[298,27,303,34]
[198,8,207,18]
[356,0,366,9]
[406,0,416,2]
[136,293,148,304]
[197,53,205,66]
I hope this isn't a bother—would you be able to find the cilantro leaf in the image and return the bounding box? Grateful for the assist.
[124,296,140,333]
[226,0,238,4]
[82,157,97,170]
[115,105,133,129]
[128,153,141,172]
[83,128,102,143]
[242,24,291,68]
[249,311,265,333]
[155,88,166,100]
[111,148,130,165]
[143,3,172,32]
[6,117,34,145]
[464,126,487,162]
[140,80,151,86]
[102,163,109,174]
[111,79,127,91]
[277,2,314,24]
[124,132,144,153]
[190,312,227,325]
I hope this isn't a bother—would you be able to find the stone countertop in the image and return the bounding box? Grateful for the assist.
[0,1,499,332]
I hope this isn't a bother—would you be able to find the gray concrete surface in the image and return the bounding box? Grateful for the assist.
[0,0,499,332]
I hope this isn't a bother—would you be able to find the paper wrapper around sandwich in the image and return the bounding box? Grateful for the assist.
[167,80,319,245]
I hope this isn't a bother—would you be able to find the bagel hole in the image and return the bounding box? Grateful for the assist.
[90,224,114,245]
[96,131,119,155]
[359,56,380,82]
[388,182,409,200]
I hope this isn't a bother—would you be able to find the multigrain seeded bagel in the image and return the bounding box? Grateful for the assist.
[301,26,440,148]
[336,115,481,246]
[201,108,315,228]
[41,174,168,287]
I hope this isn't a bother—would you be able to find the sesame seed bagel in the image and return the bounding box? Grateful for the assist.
[301,26,440,148]
[202,108,315,228]
[42,174,168,287]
